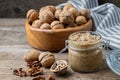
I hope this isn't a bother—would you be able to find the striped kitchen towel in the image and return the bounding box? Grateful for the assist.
[57,0,120,49]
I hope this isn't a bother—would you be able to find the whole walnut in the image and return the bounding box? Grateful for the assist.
[63,3,73,11]
[75,16,87,25]
[39,6,56,16]
[26,9,39,23]
[59,10,74,24]
[32,19,44,28]
[39,52,55,68]
[40,23,51,29]
[68,7,79,18]
[79,8,91,19]
[24,49,40,62]
[45,6,56,14]
[51,21,64,29]
[66,23,77,28]
[39,10,54,23]
[55,9,62,19]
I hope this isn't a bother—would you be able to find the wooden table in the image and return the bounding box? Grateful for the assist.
[0,19,120,80]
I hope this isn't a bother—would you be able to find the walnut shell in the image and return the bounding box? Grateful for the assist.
[40,23,51,29]
[24,49,40,62]
[39,52,55,68]
[79,8,91,19]
[59,10,74,24]
[50,60,68,74]
[45,5,56,14]
[51,21,64,29]
[66,23,77,28]
[26,9,39,23]
[39,10,54,23]
[55,9,62,19]
[68,7,79,18]
[63,3,73,11]
[31,19,44,28]
[39,6,56,16]
[75,16,87,25]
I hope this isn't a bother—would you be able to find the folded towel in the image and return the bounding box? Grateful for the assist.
[57,0,120,49]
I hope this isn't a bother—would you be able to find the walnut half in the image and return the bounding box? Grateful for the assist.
[50,60,68,74]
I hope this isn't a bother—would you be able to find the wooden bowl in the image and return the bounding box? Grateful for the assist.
[26,19,93,51]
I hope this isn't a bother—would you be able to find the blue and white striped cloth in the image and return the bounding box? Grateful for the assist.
[57,0,120,49]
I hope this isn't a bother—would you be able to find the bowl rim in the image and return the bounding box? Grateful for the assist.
[26,19,92,33]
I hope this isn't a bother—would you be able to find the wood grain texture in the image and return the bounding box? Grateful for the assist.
[0,52,120,80]
[26,19,93,51]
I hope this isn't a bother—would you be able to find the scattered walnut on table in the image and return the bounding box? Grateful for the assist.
[39,52,55,68]
[27,60,42,68]
[24,49,40,62]
[26,67,43,76]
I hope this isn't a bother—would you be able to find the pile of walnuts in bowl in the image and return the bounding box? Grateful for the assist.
[26,3,91,30]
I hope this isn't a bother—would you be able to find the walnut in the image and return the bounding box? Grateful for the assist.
[39,52,55,68]
[39,6,56,17]
[13,68,27,77]
[24,49,40,62]
[39,7,45,13]
[40,23,51,29]
[50,60,68,74]
[63,3,73,11]
[26,67,43,76]
[59,10,74,24]
[79,8,91,19]
[75,16,87,25]
[27,61,42,68]
[39,10,54,23]
[32,75,45,80]
[31,19,44,28]
[26,9,39,23]
[48,75,55,80]
[68,7,79,18]
[45,6,56,14]
[51,21,64,29]
[66,23,77,28]
[55,9,62,19]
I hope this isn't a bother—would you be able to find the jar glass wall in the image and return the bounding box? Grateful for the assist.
[68,31,103,73]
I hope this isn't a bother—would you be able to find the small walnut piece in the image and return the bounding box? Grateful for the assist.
[27,67,43,76]
[51,21,64,29]
[68,7,79,18]
[48,75,55,80]
[39,10,54,23]
[50,60,68,74]
[24,49,40,62]
[59,10,74,24]
[39,52,55,68]
[79,8,91,19]
[75,16,87,25]
[55,9,62,19]
[63,3,73,11]
[40,23,51,29]
[26,9,39,23]
[27,61,42,68]
[13,68,27,77]
[32,19,44,28]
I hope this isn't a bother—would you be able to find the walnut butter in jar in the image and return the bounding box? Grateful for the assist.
[68,31,103,72]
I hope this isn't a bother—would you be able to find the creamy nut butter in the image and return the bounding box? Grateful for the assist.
[68,31,103,72]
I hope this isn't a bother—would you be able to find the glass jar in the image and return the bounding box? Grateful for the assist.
[68,31,103,73]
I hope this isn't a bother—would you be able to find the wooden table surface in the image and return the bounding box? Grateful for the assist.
[0,18,120,80]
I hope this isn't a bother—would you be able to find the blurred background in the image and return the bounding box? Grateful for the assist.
[0,0,119,18]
